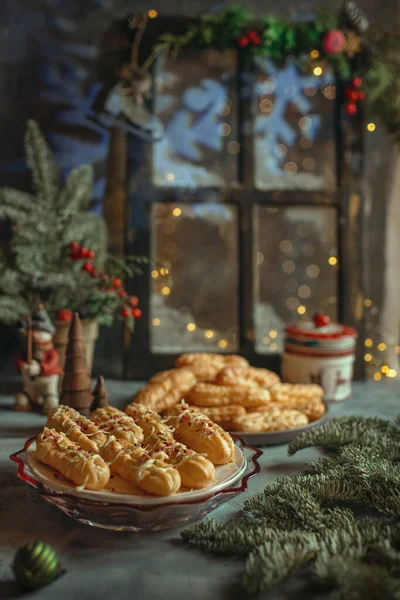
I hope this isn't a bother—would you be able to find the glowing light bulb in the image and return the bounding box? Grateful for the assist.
[297,305,306,315]
[388,369,397,378]
[328,256,338,266]
[148,9,158,18]
[364,298,372,307]
[186,322,196,332]
[382,365,389,373]
[172,207,182,217]
[310,49,320,59]
[364,339,373,347]
[152,318,161,326]
[204,330,214,339]
[270,342,278,351]
[364,354,372,362]
[374,373,382,381]
[269,330,278,339]
[166,173,175,181]
[367,123,376,132]
[218,339,228,349]
[313,66,323,76]
[161,286,171,296]
[378,343,386,351]
[151,270,159,278]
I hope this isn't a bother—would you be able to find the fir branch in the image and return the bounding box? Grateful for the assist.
[57,164,93,221]
[0,188,33,219]
[25,120,59,207]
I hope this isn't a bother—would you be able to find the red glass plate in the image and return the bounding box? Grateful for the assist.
[10,435,262,532]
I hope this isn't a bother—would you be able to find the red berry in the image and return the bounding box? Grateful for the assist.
[345,88,359,102]
[356,90,365,101]
[90,268,99,278]
[129,296,139,307]
[345,102,357,115]
[118,290,128,297]
[248,30,261,45]
[121,307,131,318]
[56,309,73,322]
[352,76,363,88]
[82,261,94,273]
[69,241,80,252]
[113,277,122,289]
[132,308,142,319]
[313,312,331,328]
[238,36,249,48]
[87,250,96,259]
[80,247,90,258]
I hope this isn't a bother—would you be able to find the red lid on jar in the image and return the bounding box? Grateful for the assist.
[285,312,357,340]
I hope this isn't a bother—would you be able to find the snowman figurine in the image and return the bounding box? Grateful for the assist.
[15,307,62,414]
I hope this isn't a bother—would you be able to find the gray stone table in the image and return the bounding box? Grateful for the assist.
[0,378,399,600]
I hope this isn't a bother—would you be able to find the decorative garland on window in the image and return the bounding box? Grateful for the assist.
[144,2,400,143]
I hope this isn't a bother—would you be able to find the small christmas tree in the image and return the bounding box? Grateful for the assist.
[60,313,93,414]
[91,375,109,411]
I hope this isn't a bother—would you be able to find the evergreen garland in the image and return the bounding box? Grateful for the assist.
[182,414,400,597]
[144,3,400,143]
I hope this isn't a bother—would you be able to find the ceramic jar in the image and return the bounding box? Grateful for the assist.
[281,314,357,402]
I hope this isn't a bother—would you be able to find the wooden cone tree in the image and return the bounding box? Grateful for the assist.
[91,376,108,411]
[60,313,93,414]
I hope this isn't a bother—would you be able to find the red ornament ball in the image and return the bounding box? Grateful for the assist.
[129,296,139,307]
[79,247,90,258]
[121,307,131,319]
[248,30,261,45]
[238,35,249,48]
[313,312,331,328]
[87,250,96,259]
[69,241,80,253]
[322,29,345,55]
[113,277,122,289]
[118,290,128,298]
[346,102,358,115]
[132,308,142,319]
[56,309,73,322]
[352,76,363,88]
[82,261,94,273]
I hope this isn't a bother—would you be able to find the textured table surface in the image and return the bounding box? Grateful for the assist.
[0,378,399,600]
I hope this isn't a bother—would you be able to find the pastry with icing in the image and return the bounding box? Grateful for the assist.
[36,427,110,491]
[91,406,144,445]
[99,435,181,496]
[125,402,173,437]
[164,403,235,465]
[47,405,107,452]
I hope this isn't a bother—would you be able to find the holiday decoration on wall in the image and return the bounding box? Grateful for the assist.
[183,414,400,597]
[145,3,400,142]
[14,308,62,414]
[0,121,146,333]
[13,541,62,591]
[60,313,93,415]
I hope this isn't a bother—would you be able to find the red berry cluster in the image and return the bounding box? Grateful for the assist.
[345,77,365,116]
[68,241,142,322]
[237,30,262,49]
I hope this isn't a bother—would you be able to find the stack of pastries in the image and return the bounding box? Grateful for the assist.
[132,353,326,434]
[34,402,235,496]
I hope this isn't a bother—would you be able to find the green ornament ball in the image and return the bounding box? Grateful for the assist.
[13,541,61,591]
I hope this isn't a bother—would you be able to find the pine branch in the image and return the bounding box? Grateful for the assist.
[0,294,29,323]
[0,188,33,219]
[25,120,59,207]
[243,534,317,593]
[57,164,93,221]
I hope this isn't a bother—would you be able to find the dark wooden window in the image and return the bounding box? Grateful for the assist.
[123,17,365,380]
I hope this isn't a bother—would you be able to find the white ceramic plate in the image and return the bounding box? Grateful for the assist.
[26,442,246,505]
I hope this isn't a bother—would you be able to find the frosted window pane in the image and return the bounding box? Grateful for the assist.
[253,58,336,191]
[253,206,338,353]
[153,49,238,187]
[151,203,239,352]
